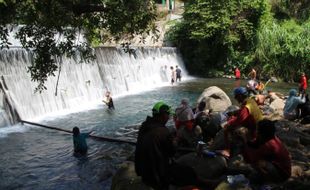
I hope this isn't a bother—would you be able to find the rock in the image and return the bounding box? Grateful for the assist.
[278,135,301,147]
[269,98,285,113]
[111,161,152,190]
[176,152,227,179]
[197,86,232,112]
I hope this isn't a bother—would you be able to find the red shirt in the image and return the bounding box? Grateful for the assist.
[235,68,241,79]
[300,75,307,90]
[226,105,257,139]
[243,137,291,179]
[174,119,194,130]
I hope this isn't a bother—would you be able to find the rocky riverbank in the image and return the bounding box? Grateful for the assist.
[111,86,310,190]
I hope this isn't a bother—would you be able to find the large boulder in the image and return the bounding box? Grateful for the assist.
[197,86,232,112]
[269,98,285,114]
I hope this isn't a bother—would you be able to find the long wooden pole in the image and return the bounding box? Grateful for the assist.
[19,120,137,145]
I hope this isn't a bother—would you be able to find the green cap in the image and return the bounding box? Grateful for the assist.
[152,101,173,115]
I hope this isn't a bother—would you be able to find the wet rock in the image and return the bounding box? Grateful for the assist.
[269,98,284,113]
[176,152,227,179]
[197,86,232,112]
[111,161,152,190]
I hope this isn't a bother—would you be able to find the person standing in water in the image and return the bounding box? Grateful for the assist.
[299,72,307,97]
[175,65,182,82]
[170,66,176,85]
[102,91,115,110]
[72,127,93,155]
[234,67,241,80]
[248,68,257,80]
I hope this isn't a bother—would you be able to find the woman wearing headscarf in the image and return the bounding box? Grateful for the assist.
[283,89,305,120]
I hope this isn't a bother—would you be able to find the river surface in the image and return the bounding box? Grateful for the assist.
[0,78,296,190]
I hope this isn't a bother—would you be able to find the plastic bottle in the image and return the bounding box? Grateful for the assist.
[202,150,216,157]
[227,174,249,188]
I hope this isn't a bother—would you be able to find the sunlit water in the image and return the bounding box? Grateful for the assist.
[0,78,296,190]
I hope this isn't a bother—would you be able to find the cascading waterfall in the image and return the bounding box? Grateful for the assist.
[0,47,187,125]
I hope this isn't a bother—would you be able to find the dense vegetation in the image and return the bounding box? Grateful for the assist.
[0,0,157,91]
[167,0,310,82]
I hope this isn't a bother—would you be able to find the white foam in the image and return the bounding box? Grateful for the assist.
[0,124,29,138]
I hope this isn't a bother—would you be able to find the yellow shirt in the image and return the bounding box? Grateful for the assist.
[245,98,263,123]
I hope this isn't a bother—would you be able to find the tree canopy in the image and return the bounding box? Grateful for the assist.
[167,0,310,81]
[0,0,157,92]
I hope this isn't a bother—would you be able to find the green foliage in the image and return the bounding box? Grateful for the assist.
[166,0,266,76]
[256,19,310,81]
[270,0,310,21]
[0,0,157,92]
[167,0,309,81]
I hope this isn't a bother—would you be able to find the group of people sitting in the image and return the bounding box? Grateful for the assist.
[245,76,310,124]
[134,86,293,190]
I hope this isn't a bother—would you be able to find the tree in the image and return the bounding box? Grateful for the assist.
[0,0,157,92]
[256,19,310,81]
[166,0,266,76]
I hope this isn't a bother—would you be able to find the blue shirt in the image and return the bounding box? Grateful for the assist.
[283,96,305,115]
[73,133,89,153]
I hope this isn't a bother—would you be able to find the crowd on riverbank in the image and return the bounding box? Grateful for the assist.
[111,76,310,190]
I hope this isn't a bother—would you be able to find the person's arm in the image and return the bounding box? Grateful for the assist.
[226,106,249,128]
[82,131,94,138]
[297,96,306,104]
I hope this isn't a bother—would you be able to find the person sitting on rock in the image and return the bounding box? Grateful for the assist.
[174,98,200,147]
[193,101,212,142]
[135,101,176,189]
[265,89,284,104]
[135,101,200,190]
[242,119,291,185]
[298,94,310,123]
[254,94,266,107]
[246,79,258,96]
[298,72,307,97]
[255,80,265,94]
[283,89,305,120]
[221,87,263,157]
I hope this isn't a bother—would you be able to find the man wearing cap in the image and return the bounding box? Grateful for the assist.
[136,102,227,189]
[135,101,177,189]
[222,87,263,157]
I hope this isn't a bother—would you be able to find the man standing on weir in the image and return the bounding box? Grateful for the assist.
[176,65,182,82]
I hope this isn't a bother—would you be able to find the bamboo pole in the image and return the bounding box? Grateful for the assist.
[19,120,137,145]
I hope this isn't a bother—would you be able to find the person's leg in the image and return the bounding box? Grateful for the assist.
[296,104,303,119]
